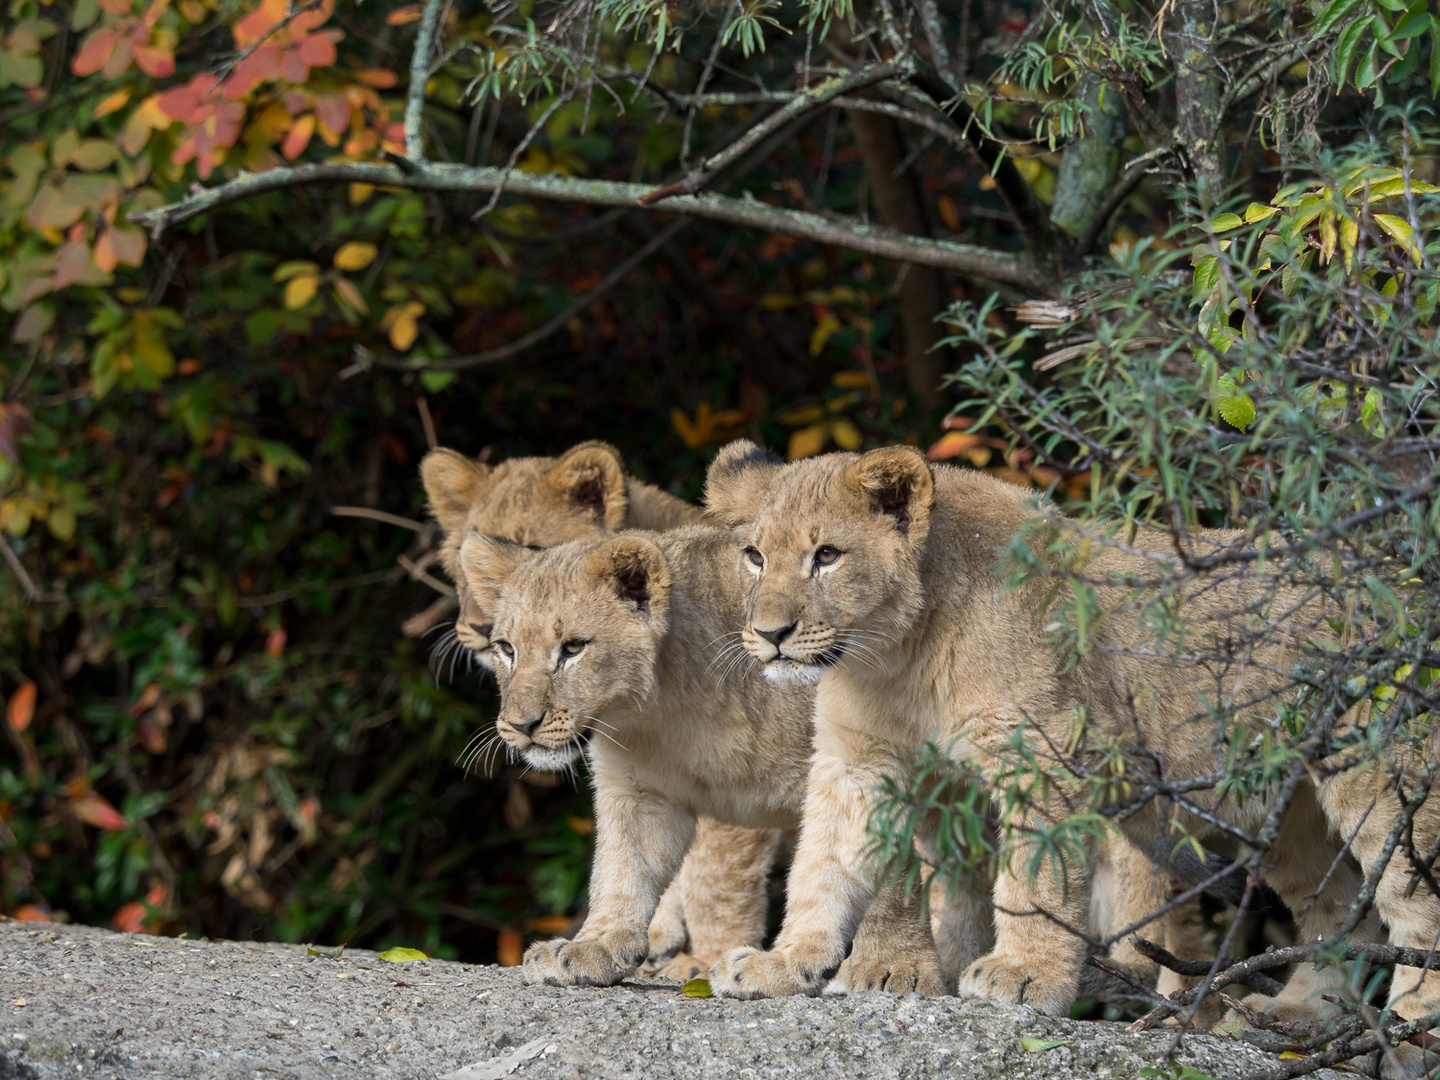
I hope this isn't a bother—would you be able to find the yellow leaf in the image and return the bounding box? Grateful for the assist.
[333,242,378,271]
[384,301,425,351]
[349,183,374,205]
[95,89,131,117]
[1374,214,1423,265]
[1318,211,1337,264]
[332,278,368,315]
[378,947,427,962]
[829,418,862,451]
[787,424,828,461]
[284,275,318,310]
[778,404,824,426]
[680,978,712,998]
[809,313,841,357]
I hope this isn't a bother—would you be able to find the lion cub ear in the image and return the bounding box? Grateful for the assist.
[849,446,935,544]
[548,441,628,531]
[459,533,531,613]
[421,448,493,536]
[585,536,671,628]
[703,439,784,527]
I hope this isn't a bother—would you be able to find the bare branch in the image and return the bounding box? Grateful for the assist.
[638,61,907,207]
[0,533,59,604]
[330,506,424,531]
[129,161,1051,291]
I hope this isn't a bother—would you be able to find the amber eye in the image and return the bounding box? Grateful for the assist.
[814,545,842,567]
[494,641,514,659]
[560,639,587,658]
[744,547,764,568]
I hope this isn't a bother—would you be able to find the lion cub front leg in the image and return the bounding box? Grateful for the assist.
[837,871,950,996]
[523,786,694,988]
[711,748,889,999]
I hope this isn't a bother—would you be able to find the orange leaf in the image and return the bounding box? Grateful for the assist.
[266,626,287,658]
[112,900,147,933]
[280,113,315,159]
[71,30,116,76]
[71,790,128,831]
[6,683,36,733]
[386,4,422,23]
[94,88,132,117]
[157,83,201,121]
[101,36,135,79]
[927,431,984,461]
[496,928,523,967]
[137,716,166,754]
[224,44,279,98]
[297,30,337,69]
[133,44,175,78]
[937,194,960,231]
[355,68,398,88]
[12,905,50,922]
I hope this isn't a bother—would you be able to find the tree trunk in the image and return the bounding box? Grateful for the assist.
[1049,80,1127,240]
[847,106,948,418]
[1172,0,1223,189]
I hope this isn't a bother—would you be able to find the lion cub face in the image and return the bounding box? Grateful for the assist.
[459,533,671,770]
[421,442,632,663]
[705,441,935,686]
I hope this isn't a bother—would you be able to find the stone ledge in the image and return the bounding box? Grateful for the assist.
[1,921,1309,1079]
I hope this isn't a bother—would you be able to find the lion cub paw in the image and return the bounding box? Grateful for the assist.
[521,939,634,988]
[710,946,826,1000]
[838,944,949,996]
[957,953,1074,1017]
[643,952,707,981]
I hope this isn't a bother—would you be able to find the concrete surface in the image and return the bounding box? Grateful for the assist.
[0,921,1303,1079]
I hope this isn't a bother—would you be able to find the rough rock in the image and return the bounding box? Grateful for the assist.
[1,921,1311,1079]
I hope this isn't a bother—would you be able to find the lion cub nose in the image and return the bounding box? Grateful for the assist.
[509,715,544,737]
[753,622,798,647]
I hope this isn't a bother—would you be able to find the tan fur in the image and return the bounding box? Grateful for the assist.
[703,442,1436,1072]
[420,442,778,979]
[461,525,947,996]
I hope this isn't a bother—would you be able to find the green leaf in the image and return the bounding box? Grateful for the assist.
[379,947,428,962]
[1244,202,1279,224]
[680,978,712,997]
[1335,15,1375,84]
[1210,213,1245,232]
[420,370,455,393]
[1020,1037,1071,1052]
[1217,394,1256,431]
[1312,0,1364,35]
[48,505,76,542]
[1355,40,1381,88]
[1391,0,1430,38]
[1192,256,1220,302]
[1431,24,1440,96]
[306,944,346,958]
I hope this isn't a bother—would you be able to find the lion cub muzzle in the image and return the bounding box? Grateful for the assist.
[498,707,586,770]
[743,617,842,686]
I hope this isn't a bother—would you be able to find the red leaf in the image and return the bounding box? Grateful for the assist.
[71,30,116,76]
[278,46,308,83]
[101,35,135,79]
[137,716,166,754]
[71,790,128,831]
[312,92,349,137]
[265,626,287,658]
[296,31,336,69]
[133,44,175,78]
[157,83,200,121]
[223,44,279,98]
[112,900,147,933]
[52,240,92,290]
[6,683,36,733]
[0,404,33,463]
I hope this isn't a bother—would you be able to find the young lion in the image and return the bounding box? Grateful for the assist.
[460,525,950,995]
[702,443,1432,1068]
[421,441,779,979]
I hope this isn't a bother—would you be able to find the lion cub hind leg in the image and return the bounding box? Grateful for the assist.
[639,880,689,976]
[834,873,950,997]
[676,821,782,968]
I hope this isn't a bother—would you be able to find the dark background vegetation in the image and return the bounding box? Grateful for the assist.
[3,0,1437,983]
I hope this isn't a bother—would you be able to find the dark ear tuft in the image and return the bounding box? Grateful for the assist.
[851,447,935,544]
[549,441,628,530]
[703,439,784,527]
[586,536,671,627]
[421,448,493,536]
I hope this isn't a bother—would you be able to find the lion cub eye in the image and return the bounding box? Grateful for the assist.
[814,545,842,567]
[493,641,515,660]
[744,547,765,569]
[560,640,587,658]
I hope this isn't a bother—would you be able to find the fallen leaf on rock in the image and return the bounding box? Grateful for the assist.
[1019,1037,1071,1052]
[680,978,712,998]
[306,944,345,958]
[378,947,427,962]
[10,998,26,1007]
[439,1038,553,1080]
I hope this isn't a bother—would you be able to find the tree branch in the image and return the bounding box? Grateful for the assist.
[129,161,1051,292]
[404,0,447,164]
[638,61,906,206]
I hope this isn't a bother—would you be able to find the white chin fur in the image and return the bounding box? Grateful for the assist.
[522,745,583,771]
[762,661,829,686]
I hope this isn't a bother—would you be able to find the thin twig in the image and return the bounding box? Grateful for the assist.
[0,534,58,603]
[211,0,324,84]
[416,397,437,450]
[398,554,454,597]
[330,506,424,531]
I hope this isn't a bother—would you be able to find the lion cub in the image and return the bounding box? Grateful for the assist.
[421,441,779,980]
[703,442,1437,1073]
[460,524,949,995]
